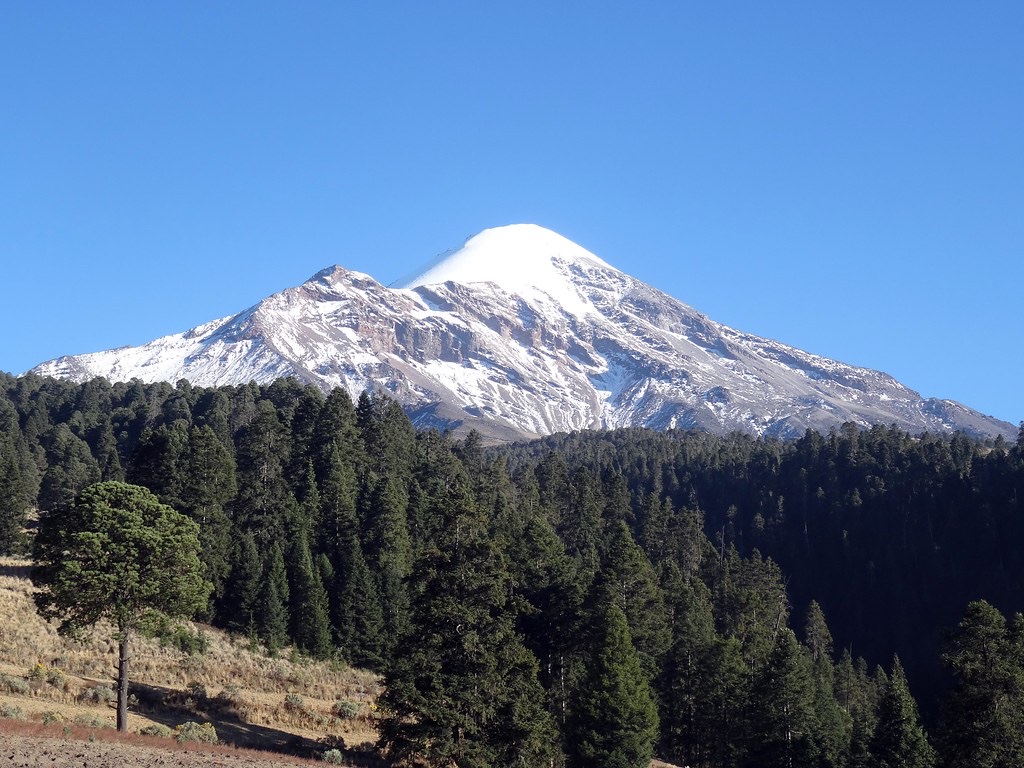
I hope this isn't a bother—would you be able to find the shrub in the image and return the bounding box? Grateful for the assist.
[79,684,117,705]
[331,699,360,719]
[185,681,208,701]
[139,723,175,738]
[175,721,218,744]
[28,663,47,682]
[322,748,346,764]
[0,704,25,720]
[46,667,66,689]
[73,714,111,729]
[0,674,30,695]
[41,711,63,725]
[283,693,305,711]
[158,625,210,656]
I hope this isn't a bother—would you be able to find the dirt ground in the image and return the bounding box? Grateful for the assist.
[1,731,325,768]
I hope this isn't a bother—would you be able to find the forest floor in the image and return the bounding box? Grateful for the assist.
[0,557,383,767]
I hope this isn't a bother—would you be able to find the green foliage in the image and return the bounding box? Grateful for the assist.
[870,656,934,768]
[332,699,360,719]
[138,723,175,738]
[175,720,218,743]
[745,628,819,768]
[0,703,25,720]
[379,455,556,767]
[0,674,30,695]
[938,600,1024,768]
[6,375,1024,765]
[32,480,211,730]
[287,530,333,659]
[33,481,210,638]
[568,601,659,768]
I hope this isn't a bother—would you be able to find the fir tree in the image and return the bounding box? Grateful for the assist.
[567,600,659,768]
[938,600,1024,768]
[379,464,556,767]
[225,532,262,634]
[287,531,333,659]
[593,520,670,681]
[260,543,290,651]
[745,628,819,768]
[870,656,934,768]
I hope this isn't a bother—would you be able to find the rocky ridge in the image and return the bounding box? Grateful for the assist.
[30,225,1015,441]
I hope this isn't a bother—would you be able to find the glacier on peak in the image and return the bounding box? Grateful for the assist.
[400,224,617,317]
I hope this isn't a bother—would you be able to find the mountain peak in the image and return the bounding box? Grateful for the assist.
[400,224,614,298]
[27,225,1017,442]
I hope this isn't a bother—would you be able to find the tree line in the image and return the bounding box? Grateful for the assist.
[2,372,1023,767]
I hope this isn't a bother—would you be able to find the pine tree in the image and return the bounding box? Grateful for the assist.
[508,506,584,741]
[232,400,294,542]
[567,600,659,768]
[224,532,262,634]
[745,628,819,768]
[260,543,290,651]
[318,442,385,668]
[802,601,850,768]
[335,531,385,670]
[660,577,746,768]
[0,405,29,552]
[178,425,236,611]
[360,471,412,649]
[938,600,1024,768]
[870,656,934,768]
[379,464,556,767]
[593,520,670,681]
[287,531,333,659]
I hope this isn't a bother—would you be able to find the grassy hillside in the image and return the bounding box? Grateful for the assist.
[0,557,381,765]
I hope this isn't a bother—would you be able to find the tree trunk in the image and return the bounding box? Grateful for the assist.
[117,634,130,732]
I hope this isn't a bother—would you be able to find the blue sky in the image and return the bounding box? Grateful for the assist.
[2,2,1021,426]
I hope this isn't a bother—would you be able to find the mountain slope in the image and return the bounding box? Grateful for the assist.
[30,225,1015,440]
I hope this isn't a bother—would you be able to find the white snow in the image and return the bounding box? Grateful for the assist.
[401,224,615,318]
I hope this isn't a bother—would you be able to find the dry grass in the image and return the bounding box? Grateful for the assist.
[0,557,382,764]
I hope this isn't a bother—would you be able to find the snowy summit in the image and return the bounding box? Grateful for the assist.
[28,224,1017,442]
[401,224,615,317]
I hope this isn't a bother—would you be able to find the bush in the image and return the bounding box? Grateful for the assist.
[79,684,117,705]
[160,626,209,656]
[185,681,208,701]
[322,748,346,764]
[331,699,360,719]
[27,663,47,682]
[175,721,218,744]
[46,667,67,689]
[73,714,111,729]
[0,704,25,720]
[0,674,30,695]
[283,693,305,711]
[139,723,175,738]
[41,711,63,725]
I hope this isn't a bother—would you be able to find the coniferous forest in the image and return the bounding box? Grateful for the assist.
[2,371,1024,767]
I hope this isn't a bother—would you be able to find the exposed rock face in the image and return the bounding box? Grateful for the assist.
[30,225,1015,441]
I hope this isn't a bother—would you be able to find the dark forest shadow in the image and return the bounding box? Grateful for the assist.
[129,680,386,766]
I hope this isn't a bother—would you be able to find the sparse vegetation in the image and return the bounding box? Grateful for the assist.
[0,556,380,759]
[174,720,218,744]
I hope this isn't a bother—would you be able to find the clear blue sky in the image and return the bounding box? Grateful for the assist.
[2,2,1021,426]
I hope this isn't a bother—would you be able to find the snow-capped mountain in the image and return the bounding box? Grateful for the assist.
[30,224,1015,441]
